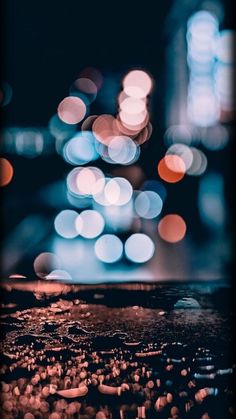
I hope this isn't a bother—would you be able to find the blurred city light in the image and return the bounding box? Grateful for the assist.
[95,234,123,263]
[158,215,187,243]
[54,210,78,239]
[124,233,155,263]
[0,158,14,187]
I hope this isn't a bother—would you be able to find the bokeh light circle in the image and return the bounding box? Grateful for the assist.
[125,234,155,263]
[79,67,103,90]
[70,78,97,104]
[63,131,99,165]
[92,114,119,145]
[120,97,146,114]
[123,70,153,98]
[166,143,193,170]
[119,109,148,127]
[57,96,86,124]
[67,167,105,197]
[54,210,78,239]
[187,148,208,176]
[75,210,105,239]
[0,158,14,187]
[33,252,61,279]
[157,155,186,183]
[134,191,163,219]
[108,177,133,206]
[158,214,187,243]
[95,234,123,263]
[108,136,137,165]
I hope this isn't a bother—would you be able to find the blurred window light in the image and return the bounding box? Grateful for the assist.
[134,191,163,219]
[215,64,234,111]
[187,91,220,127]
[95,234,123,263]
[187,11,219,40]
[186,11,221,127]
[124,233,155,263]
[198,172,225,228]
[158,214,187,243]
[15,129,44,158]
[75,210,105,239]
[200,125,229,150]
[215,30,236,64]
[54,210,78,239]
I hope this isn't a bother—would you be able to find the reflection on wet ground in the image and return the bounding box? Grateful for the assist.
[0,281,235,418]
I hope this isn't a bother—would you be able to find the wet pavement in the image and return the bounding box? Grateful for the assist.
[0,280,235,418]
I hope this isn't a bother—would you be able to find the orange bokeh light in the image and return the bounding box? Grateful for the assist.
[157,155,186,183]
[0,158,13,187]
[158,214,187,243]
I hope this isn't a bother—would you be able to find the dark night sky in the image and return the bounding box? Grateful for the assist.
[2,0,173,126]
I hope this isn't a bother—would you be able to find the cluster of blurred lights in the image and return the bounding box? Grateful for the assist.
[8,65,202,280]
[164,144,208,176]
[187,11,220,127]
[187,11,235,126]
[2,33,230,280]
[0,128,55,158]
